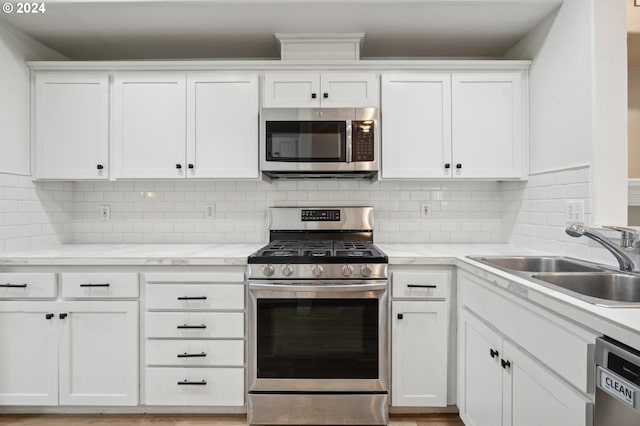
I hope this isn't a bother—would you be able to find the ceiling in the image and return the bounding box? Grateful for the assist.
[0,0,563,60]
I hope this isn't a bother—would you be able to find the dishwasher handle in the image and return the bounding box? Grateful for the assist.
[596,366,640,414]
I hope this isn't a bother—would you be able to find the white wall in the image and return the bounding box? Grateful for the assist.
[0,20,66,175]
[505,0,627,225]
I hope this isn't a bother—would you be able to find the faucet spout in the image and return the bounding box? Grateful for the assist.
[565,224,636,272]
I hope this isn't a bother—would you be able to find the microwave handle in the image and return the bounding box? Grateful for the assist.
[346,120,353,163]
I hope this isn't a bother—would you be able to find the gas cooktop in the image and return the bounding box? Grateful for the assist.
[248,240,388,264]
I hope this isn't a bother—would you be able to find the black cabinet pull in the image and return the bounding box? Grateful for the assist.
[97,164,104,170]
[59,313,68,319]
[177,324,207,329]
[323,93,329,99]
[397,313,403,320]
[0,283,27,288]
[80,283,110,287]
[311,93,317,99]
[176,164,182,169]
[456,163,462,169]
[177,379,207,386]
[445,163,451,169]
[501,359,511,369]
[490,349,499,359]
[177,352,207,358]
[188,164,194,169]
[177,296,207,301]
[407,284,437,289]
[45,313,54,320]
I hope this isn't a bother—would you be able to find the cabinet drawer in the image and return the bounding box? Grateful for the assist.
[0,273,56,299]
[145,367,244,406]
[146,284,244,310]
[61,273,139,298]
[146,312,244,338]
[392,271,450,299]
[146,340,244,367]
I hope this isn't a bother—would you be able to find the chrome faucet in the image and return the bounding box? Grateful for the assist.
[565,224,640,272]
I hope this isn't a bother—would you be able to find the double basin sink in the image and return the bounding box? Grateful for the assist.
[468,256,640,307]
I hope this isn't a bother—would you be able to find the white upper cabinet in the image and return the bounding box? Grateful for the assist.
[186,73,259,179]
[112,72,187,179]
[263,72,379,108]
[451,72,524,179]
[34,73,110,180]
[381,73,452,179]
[381,70,526,180]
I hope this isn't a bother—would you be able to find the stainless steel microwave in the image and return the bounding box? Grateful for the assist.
[260,108,379,179]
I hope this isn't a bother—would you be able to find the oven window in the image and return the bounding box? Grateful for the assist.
[265,121,347,162]
[256,298,379,379]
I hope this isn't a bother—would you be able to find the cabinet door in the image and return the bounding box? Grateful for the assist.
[502,341,592,426]
[451,72,524,179]
[34,73,109,180]
[457,308,503,426]
[58,301,138,406]
[392,300,448,407]
[0,303,58,405]
[186,73,259,178]
[263,72,320,108]
[381,73,452,178]
[320,72,379,107]
[113,72,187,178]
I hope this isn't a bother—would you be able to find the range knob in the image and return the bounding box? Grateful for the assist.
[341,265,354,277]
[262,264,275,277]
[311,265,324,277]
[282,264,294,277]
[360,264,373,277]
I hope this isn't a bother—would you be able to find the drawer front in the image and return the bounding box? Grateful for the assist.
[145,367,244,406]
[146,284,244,310]
[0,273,56,299]
[61,273,139,298]
[392,271,450,299]
[146,340,244,367]
[146,312,244,339]
[146,272,244,284]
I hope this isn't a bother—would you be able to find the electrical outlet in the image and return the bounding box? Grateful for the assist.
[421,203,431,219]
[565,201,584,224]
[100,205,111,222]
[205,204,215,220]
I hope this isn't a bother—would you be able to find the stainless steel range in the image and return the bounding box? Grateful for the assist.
[247,207,389,425]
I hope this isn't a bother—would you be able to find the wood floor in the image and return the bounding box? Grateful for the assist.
[0,414,464,425]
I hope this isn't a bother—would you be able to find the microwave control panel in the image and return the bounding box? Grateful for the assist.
[352,121,375,162]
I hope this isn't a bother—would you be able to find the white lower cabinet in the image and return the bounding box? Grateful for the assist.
[390,268,451,407]
[457,270,595,426]
[0,301,138,406]
[144,272,245,407]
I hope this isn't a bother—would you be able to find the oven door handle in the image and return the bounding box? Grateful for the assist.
[248,282,388,293]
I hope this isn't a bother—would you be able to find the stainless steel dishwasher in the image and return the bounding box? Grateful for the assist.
[595,337,640,425]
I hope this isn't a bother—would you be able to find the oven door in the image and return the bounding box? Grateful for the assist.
[248,281,388,393]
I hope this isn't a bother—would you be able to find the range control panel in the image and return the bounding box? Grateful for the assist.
[301,209,341,221]
[352,120,375,162]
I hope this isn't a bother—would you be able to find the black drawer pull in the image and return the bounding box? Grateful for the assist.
[45,313,54,320]
[311,93,317,99]
[445,163,451,169]
[490,349,499,359]
[501,359,511,369]
[177,352,207,358]
[97,164,104,170]
[456,163,462,169]
[407,284,437,288]
[177,296,208,301]
[177,324,207,329]
[177,379,207,386]
[59,313,68,319]
[79,283,110,287]
[397,313,403,320]
[0,283,27,288]
[323,93,329,99]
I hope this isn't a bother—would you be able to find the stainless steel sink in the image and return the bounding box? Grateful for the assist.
[471,256,606,273]
[531,272,640,306]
